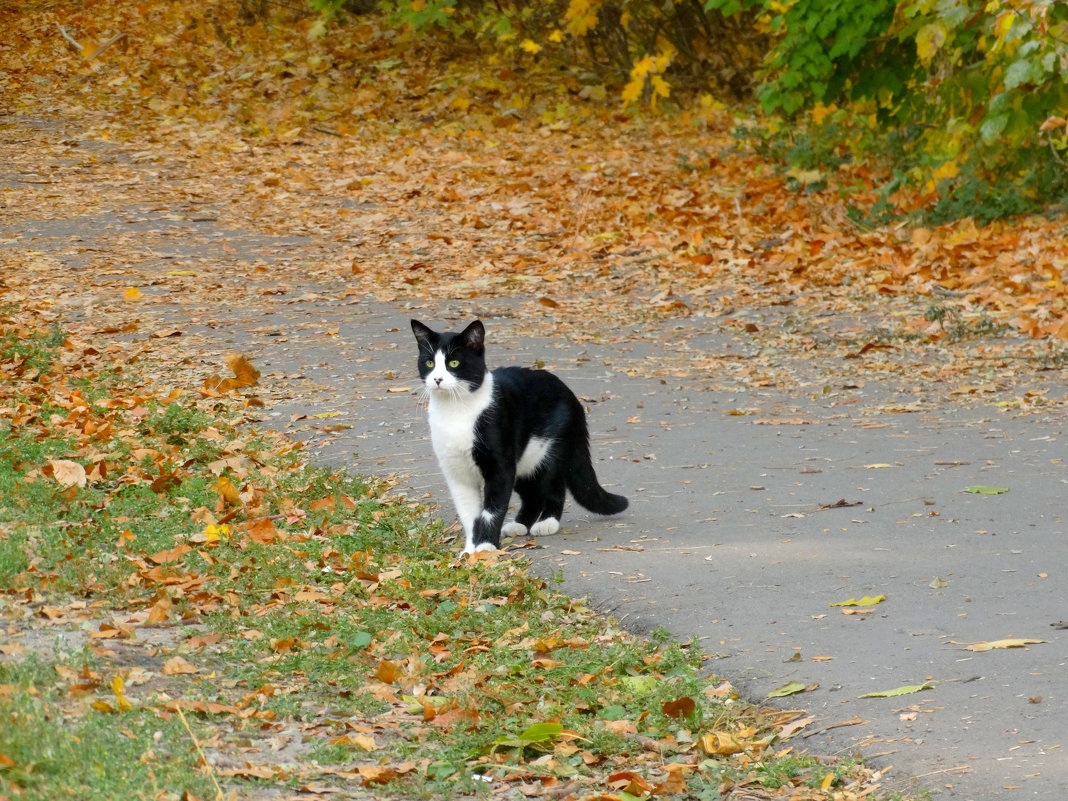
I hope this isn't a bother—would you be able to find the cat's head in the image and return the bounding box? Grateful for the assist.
[410,319,487,399]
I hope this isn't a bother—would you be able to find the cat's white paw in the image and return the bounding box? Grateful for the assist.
[463,541,498,555]
[529,517,560,536]
[502,521,528,537]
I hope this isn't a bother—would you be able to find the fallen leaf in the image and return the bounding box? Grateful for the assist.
[767,681,817,699]
[963,486,1009,494]
[699,731,745,755]
[112,676,133,711]
[660,696,696,718]
[224,353,260,386]
[859,683,934,698]
[830,595,887,607]
[161,656,198,675]
[48,459,87,488]
[962,638,1045,652]
[374,659,401,684]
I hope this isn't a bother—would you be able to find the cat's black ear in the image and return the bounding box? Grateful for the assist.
[411,319,435,346]
[460,320,485,352]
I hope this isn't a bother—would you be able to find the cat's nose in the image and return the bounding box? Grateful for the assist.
[434,377,443,386]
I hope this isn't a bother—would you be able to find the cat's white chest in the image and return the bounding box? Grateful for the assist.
[426,373,495,486]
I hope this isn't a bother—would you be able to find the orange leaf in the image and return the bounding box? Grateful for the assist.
[215,475,241,506]
[373,659,401,684]
[224,353,260,387]
[161,656,198,676]
[660,696,696,718]
[651,765,689,795]
[148,544,192,564]
[608,771,654,795]
[699,731,745,756]
[247,517,281,544]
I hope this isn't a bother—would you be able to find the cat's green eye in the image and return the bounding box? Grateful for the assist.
[448,359,460,368]
[425,360,434,368]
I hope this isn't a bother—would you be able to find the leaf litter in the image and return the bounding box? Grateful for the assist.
[2,1,1068,411]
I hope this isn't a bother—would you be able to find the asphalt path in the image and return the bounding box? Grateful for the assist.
[211,298,1066,801]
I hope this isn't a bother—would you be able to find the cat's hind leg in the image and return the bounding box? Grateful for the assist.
[529,475,566,537]
[503,478,541,537]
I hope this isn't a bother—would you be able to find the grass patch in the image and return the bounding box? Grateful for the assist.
[0,319,905,800]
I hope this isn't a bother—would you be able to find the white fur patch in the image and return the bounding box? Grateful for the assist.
[468,541,498,554]
[427,371,495,552]
[502,521,528,537]
[530,517,560,536]
[516,436,552,478]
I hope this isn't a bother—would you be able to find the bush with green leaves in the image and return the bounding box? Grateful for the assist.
[711,0,1068,220]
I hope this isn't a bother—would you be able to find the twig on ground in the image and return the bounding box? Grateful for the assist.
[54,24,128,60]
[176,705,225,801]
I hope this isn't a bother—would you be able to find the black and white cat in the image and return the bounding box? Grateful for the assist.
[411,319,628,554]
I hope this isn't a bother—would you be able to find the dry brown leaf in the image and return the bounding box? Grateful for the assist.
[48,459,87,488]
[161,656,198,675]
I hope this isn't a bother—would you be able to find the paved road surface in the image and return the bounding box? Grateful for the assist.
[224,298,1066,801]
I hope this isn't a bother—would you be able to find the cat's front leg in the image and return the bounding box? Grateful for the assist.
[467,466,515,553]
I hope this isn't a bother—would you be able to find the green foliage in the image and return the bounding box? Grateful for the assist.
[717,0,1068,220]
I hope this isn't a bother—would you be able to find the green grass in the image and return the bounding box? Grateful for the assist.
[0,657,216,801]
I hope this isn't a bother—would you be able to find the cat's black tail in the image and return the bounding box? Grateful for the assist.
[567,446,628,516]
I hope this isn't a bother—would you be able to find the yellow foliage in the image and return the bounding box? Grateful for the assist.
[622,77,644,103]
[622,45,674,107]
[650,74,670,100]
[520,39,541,53]
[631,55,655,80]
[915,20,948,64]
[810,102,837,125]
[565,0,602,37]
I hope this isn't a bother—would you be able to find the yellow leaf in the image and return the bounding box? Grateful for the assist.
[650,74,671,99]
[811,103,837,125]
[215,475,241,506]
[622,78,644,104]
[112,676,133,712]
[630,55,655,79]
[932,160,959,182]
[166,270,197,277]
[564,0,601,36]
[699,731,745,755]
[520,39,541,54]
[123,287,142,301]
[830,595,887,607]
[964,638,1045,652]
[915,21,948,64]
[549,29,564,43]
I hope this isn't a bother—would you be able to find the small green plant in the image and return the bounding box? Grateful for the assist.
[924,301,1010,342]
